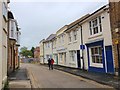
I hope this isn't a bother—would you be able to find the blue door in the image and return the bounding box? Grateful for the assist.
[105,46,114,74]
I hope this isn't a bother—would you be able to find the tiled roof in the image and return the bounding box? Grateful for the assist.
[44,34,56,42]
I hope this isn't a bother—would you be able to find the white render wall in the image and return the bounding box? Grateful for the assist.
[65,28,81,68]
[0,2,3,89]
[40,41,44,64]
[0,1,8,89]
[82,9,113,70]
[52,39,57,64]
[44,41,53,63]
[56,26,68,66]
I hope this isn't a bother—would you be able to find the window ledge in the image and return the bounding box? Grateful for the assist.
[73,40,77,43]
[89,33,103,39]
[90,63,103,68]
[68,42,72,45]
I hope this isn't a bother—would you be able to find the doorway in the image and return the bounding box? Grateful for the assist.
[77,50,81,68]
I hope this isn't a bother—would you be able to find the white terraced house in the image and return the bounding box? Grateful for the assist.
[43,34,56,64]
[56,25,68,66]
[39,39,45,64]
[65,15,89,68]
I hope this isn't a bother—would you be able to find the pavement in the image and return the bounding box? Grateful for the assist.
[51,64,120,90]
[8,66,32,89]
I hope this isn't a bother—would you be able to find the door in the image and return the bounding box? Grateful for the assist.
[105,46,114,74]
[64,53,66,65]
[56,55,58,65]
[77,50,81,68]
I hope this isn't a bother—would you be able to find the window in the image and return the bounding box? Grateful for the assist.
[68,32,71,42]
[70,51,76,61]
[53,40,56,48]
[11,29,14,37]
[90,46,102,63]
[10,21,14,37]
[59,37,61,44]
[92,18,98,34]
[59,53,63,61]
[89,16,102,35]
[62,35,64,43]
[2,2,7,20]
[64,53,66,63]
[99,16,102,32]
[73,30,77,41]
[48,42,50,48]
[46,43,47,48]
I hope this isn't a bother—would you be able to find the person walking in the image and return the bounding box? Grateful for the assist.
[51,58,54,70]
[48,58,51,70]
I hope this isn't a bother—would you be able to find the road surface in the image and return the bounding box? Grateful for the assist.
[21,63,114,89]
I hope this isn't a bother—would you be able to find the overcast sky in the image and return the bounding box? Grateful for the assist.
[9,0,108,49]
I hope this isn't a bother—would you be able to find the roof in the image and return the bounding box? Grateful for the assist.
[65,4,108,32]
[39,39,45,43]
[44,34,56,42]
[65,14,90,32]
[68,14,90,28]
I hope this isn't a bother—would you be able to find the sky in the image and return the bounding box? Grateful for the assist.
[9,0,108,49]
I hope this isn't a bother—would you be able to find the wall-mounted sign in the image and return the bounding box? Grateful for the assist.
[80,45,85,50]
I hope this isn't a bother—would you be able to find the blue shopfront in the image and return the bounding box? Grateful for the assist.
[86,40,114,74]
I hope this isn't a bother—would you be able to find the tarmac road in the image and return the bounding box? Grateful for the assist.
[22,63,115,89]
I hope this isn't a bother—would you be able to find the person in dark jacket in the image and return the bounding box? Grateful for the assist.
[51,58,54,70]
[48,58,51,70]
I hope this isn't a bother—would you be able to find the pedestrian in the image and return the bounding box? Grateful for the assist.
[48,58,51,70]
[51,58,54,70]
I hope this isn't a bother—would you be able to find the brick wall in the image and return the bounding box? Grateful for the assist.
[109,1,120,73]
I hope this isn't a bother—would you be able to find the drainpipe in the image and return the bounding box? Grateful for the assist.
[52,40,53,59]
[80,25,85,70]
[43,42,45,64]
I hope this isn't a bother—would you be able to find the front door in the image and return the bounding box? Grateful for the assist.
[56,55,58,65]
[105,46,114,74]
[77,50,81,68]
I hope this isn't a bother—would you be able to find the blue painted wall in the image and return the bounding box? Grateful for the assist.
[86,40,106,73]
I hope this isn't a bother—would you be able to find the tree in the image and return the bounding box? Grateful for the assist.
[20,46,33,58]
[31,47,35,58]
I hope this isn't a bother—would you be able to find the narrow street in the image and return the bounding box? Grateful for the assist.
[22,63,114,89]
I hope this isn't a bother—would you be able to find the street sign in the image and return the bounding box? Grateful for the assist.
[80,45,85,50]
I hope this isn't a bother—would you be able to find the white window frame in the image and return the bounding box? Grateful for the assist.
[68,32,71,42]
[62,35,64,43]
[59,53,63,62]
[70,51,76,61]
[73,30,77,41]
[89,46,103,68]
[89,16,102,36]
